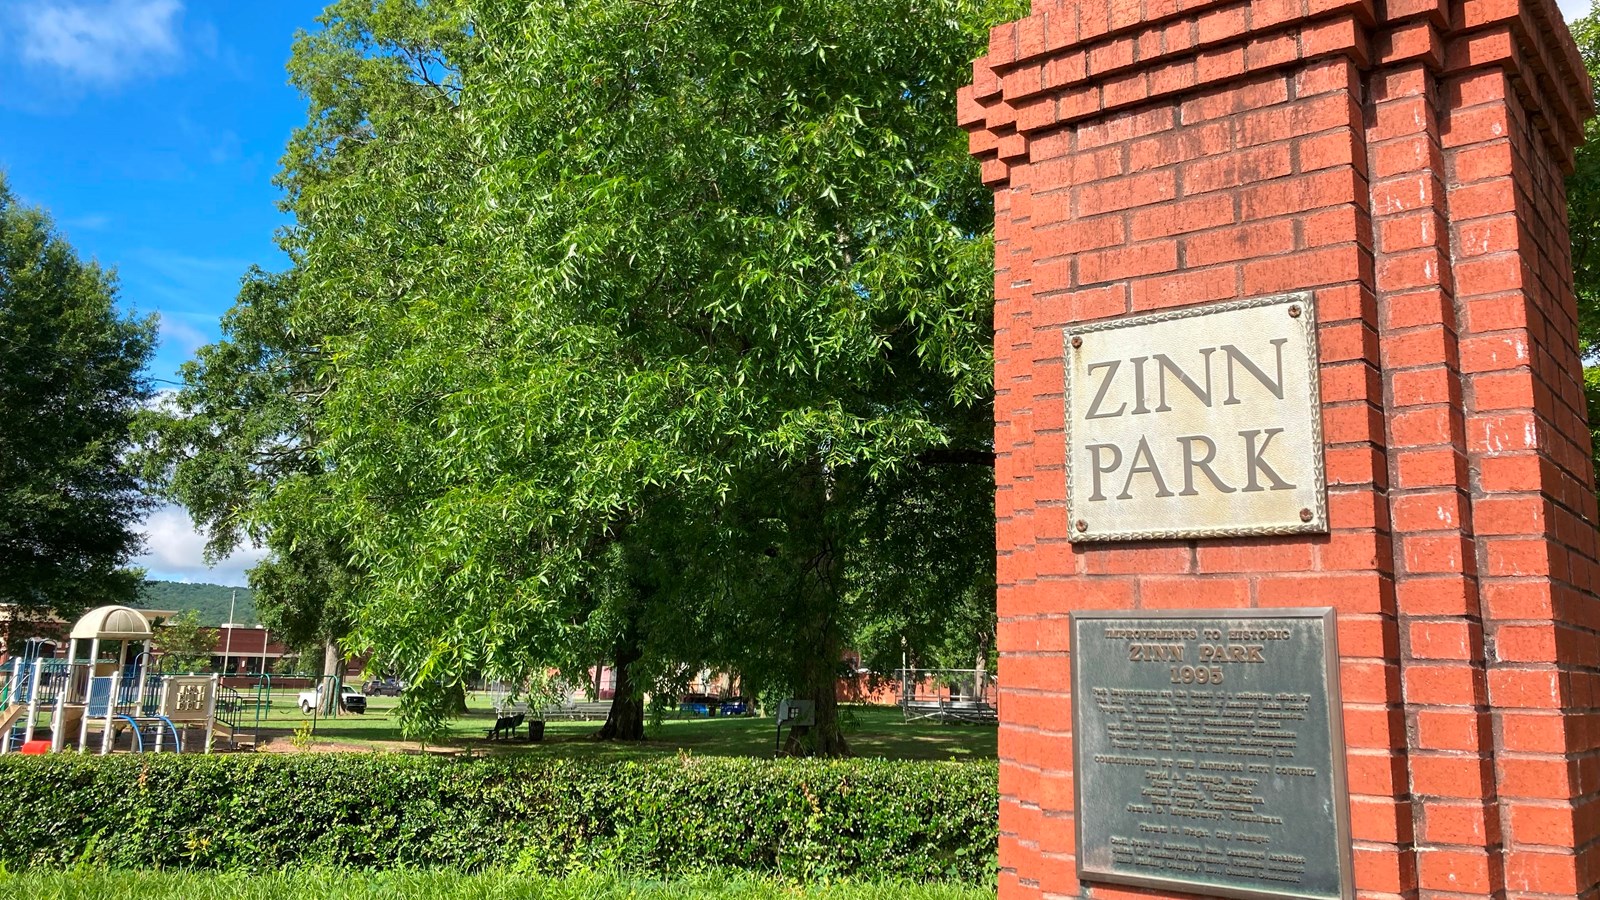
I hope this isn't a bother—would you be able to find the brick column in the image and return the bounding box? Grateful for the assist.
[961,0,1595,897]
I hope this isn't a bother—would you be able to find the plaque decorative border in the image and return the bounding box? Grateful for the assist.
[1062,292,1327,542]
[1069,607,1355,900]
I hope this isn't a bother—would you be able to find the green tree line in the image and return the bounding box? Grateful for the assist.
[135,581,258,627]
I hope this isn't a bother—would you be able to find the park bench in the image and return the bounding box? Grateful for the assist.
[539,700,612,721]
[486,712,524,740]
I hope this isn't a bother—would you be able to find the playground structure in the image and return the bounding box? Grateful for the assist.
[896,668,998,724]
[0,605,272,754]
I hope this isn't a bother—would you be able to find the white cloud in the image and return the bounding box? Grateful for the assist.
[14,0,184,85]
[134,504,266,587]
[63,212,112,232]
[157,312,210,356]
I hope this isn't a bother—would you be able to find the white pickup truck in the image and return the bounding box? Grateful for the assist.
[297,683,367,715]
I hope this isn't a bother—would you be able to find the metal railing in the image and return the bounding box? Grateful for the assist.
[895,668,999,724]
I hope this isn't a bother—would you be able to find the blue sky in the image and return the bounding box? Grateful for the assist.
[1,0,327,584]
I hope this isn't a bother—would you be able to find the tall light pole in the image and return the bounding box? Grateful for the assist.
[221,589,236,677]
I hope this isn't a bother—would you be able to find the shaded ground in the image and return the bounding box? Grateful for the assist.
[0,870,993,900]
[228,698,996,760]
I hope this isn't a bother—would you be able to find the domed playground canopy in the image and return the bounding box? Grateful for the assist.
[68,606,153,641]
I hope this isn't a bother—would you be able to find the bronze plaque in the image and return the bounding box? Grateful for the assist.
[1071,608,1352,900]
[1063,292,1326,542]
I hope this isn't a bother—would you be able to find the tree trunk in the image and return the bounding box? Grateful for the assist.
[594,625,645,741]
[783,602,849,757]
[780,464,851,758]
[319,640,341,715]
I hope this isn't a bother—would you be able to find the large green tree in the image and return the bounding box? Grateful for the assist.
[182,0,1013,748]
[136,266,361,698]
[1568,5,1600,479]
[1570,5,1600,338]
[0,177,156,621]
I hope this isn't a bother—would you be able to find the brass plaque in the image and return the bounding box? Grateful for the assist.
[1064,293,1325,541]
[1071,609,1352,900]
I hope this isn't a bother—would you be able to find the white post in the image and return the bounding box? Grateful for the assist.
[77,638,99,752]
[203,673,219,754]
[154,678,169,753]
[2,658,18,754]
[49,692,64,753]
[115,640,130,717]
[99,672,120,755]
[63,637,78,710]
[23,658,42,745]
[133,641,148,718]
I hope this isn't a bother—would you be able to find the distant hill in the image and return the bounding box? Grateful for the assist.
[135,581,258,626]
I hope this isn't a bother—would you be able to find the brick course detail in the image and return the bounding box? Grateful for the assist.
[961,0,1598,896]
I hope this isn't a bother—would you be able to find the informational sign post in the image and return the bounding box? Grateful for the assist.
[1071,609,1352,900]
[1063,293,1326,542]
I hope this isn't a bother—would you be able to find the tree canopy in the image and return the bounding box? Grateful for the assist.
[1568,2,1600,479]
[147,0,1018,751]
[0,176,156,620]
[152,609,213,672]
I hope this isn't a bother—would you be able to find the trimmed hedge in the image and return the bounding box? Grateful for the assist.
[0,755,996,882]
[0,870,995,900]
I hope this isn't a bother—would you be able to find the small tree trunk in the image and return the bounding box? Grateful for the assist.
[594,627,645,741]
[319,640,341,715]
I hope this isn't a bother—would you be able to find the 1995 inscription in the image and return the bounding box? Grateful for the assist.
[1071,610,1352,900]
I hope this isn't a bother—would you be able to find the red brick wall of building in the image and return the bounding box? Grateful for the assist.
[960,0,1596,897]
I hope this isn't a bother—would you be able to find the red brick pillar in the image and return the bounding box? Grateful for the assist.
[960,0,1596,897]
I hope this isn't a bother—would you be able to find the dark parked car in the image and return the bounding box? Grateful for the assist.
[678,693,720,716]
[363,678,404,697]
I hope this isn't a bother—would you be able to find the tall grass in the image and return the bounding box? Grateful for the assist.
[0,870,994,900]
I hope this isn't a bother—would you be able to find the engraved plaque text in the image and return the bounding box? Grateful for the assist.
[1065,293,1326,541]
[1071,608,1352,900]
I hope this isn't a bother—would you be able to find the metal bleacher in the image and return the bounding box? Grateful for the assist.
[897,668,998,724]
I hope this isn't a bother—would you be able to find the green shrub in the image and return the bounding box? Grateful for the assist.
[0,868,994,900]
[0,756,996,882]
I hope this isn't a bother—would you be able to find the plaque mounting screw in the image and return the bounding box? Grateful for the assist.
[1299,508,1313,522]
[1071,336,1082,349]
[1076,519,1088,533]
[1289,305,1302,318]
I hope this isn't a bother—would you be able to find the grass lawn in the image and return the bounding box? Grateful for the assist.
[0,871,993,900]
[236,698,995,761]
